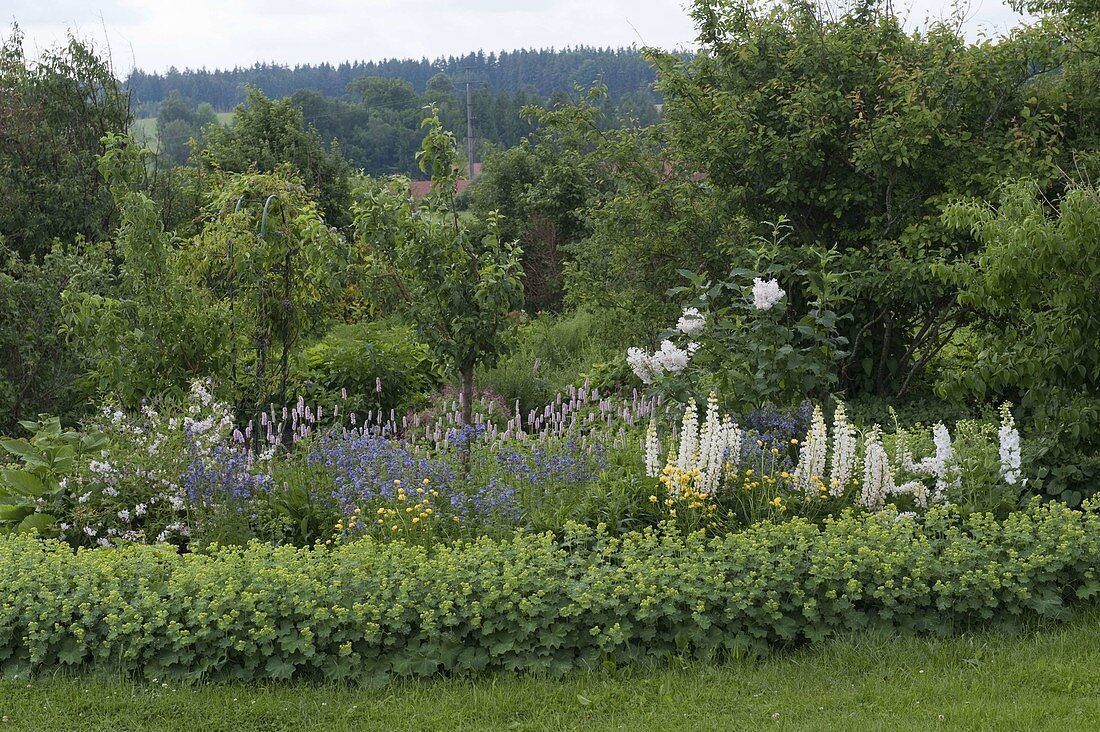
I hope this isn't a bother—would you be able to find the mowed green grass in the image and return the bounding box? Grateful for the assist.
[2,608,1100,731]
[130,111,234,150]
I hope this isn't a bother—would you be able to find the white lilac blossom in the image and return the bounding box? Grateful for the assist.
[999,402,1022,485]
[793,404,828,495]
[676,307,706,336]
[644,419,661,478]
[829,402,858,496]
[627,347,663,385]
[654,340,691,374]
[752,278,785,310]
[859,426,893,511]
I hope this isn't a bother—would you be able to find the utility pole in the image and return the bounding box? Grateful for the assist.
[463,68,483,180]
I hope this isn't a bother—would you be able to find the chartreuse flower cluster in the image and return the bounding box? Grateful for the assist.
[2,499,1098,682]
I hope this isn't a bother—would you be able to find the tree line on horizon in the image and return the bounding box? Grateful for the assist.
[125,47,678,114]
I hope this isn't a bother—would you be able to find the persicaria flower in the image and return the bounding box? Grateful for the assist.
[752,278,785,310]
[676,307,705,335]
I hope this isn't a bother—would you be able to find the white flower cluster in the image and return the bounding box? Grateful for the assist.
[752,278,785,310]
[676,307,706,336]
[998,402,1022,486]
[626,308,705,385]
[644,419,661,478]
[786,401,964,512]
[860,426,893,511]
[792,405,828,495]
[895,422,960,506]
[626,340,698,385]
[829,402,858,497]
[667,393,742,496]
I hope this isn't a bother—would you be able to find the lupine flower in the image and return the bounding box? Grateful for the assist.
[998,402,1022,485]
[752,278,785,310]
[829,402,858,497]
[792,405,828,495]
[644,419,661,478]
[860,426,893,511]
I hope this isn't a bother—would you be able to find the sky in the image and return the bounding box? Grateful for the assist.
[7,0,1032,76]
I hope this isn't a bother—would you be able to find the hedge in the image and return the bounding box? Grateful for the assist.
[2,501,1099,682]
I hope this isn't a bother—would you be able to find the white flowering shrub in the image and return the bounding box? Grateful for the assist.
[625,237,846,413]
[60,379,271,548]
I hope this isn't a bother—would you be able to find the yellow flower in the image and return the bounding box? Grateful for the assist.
[412,517,420,524]
[393,479,402,486]
[648,495,658,503]
[791,438,799,445]
[423,478,431,485]
[390,525,398,531]
[334,522,344,530]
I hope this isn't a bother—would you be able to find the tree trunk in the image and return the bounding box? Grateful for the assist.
[461,364,474,427]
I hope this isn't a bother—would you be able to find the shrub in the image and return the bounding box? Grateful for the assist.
[1,500,1098,682]
[293,322,442,423]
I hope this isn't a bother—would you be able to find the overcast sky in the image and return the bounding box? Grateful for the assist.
[7,0,1031,76]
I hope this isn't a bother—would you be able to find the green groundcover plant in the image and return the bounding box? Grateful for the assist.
[2,499,1098,683]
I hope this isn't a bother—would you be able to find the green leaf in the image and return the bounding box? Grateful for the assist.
[0,439,49,468]
[0,470,49,498]
[16,513,56,534]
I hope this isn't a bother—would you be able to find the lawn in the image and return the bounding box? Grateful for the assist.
[3,607,1098,731]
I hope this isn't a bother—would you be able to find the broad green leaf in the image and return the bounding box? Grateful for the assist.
[17,513,56,534]
[0,439,49,468]
[0,469,49,497]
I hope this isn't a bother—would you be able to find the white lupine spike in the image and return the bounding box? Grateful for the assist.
[828,401,858,497]
[644,419,661,478]
[676,398,699,471]
[725,419,743,473]
[792,404,828,495]
[860,426,893,511]
[931,423,959,502]
[698,393,726,494]
[998,402,1021,486]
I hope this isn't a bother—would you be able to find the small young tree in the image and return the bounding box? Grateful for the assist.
[354,111,524,430]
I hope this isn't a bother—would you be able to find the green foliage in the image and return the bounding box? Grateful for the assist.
[476,309,623,415]
[0,25,131,260]
[939,182,1100,505]
[293,322,442,420]
[354,110,524,424]
[2,500,1099,680]
[575,0,1071,398]
[0,416,105,536]
[61,135,230,407]
[0,243,111,433]
[185,168,346,413]
[200,87,354,229]
[939,182,1100,400]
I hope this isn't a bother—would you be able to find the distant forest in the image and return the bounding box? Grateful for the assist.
[125,47,669,112]
[130,47,678,176]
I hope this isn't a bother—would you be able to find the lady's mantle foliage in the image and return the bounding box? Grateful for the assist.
[1,500,1098,681]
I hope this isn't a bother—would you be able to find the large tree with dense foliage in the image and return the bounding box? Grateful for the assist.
[200,87,353,229]
[0,25,131,261]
